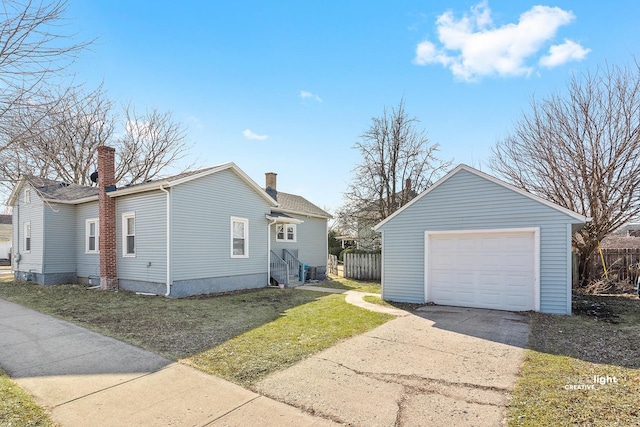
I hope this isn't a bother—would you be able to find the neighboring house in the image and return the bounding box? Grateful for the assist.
[8,146,331,296]
[0,214,11,262]
[374,164,589,315]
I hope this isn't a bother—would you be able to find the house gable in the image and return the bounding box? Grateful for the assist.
[375,164,588,231]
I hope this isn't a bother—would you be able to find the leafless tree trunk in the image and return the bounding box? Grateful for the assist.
[491,62,640,284]
[338,98,451,248]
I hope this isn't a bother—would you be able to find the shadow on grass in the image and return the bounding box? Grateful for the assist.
[0,278,323,360]
[527,293,640,369]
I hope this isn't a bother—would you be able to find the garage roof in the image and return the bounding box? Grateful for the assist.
[374,164,590,230]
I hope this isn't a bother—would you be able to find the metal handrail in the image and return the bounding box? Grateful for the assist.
[270,250,289,285]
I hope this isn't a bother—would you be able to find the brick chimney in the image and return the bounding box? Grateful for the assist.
[98,146,118,290]
[405,178,412,193]
[265,172,277,201]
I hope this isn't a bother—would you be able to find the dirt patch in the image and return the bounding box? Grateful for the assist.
[571,296,620,323]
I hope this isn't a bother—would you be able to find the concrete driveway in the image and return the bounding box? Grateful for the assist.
[256,306,530,427]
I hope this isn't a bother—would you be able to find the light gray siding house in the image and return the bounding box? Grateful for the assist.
[374,165,588,315]
[8,148,331,297]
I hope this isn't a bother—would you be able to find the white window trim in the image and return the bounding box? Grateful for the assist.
[230,216,249,258]
[122,212,136,258]
[276,223,297,242]
[24,221,31,253]
[24,188,31,204]
[85,218,99,254]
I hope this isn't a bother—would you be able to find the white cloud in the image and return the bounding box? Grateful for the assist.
[540,39,590,67]
[242,129,268,140]
[300,90,322,103]
[414,1,589,81]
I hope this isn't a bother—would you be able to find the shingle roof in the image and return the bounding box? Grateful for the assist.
[24,175,98,201]
[275,191,331,218]
[0,214,11,225]
[17,170,330,218]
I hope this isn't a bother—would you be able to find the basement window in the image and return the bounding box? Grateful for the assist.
[122,212,136,257]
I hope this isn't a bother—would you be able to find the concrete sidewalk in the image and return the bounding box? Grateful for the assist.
[297,285,410,317]
[0,298,336,426]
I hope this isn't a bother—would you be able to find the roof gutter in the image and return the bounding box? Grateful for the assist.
[159,185,172,296]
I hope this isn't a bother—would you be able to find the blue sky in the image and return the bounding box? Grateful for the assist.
[65,0,640,215]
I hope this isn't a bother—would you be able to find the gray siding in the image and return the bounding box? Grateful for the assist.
[76,201,100,280]
[171,169,271,284]
[378,168,579,314]
[12,185,43,275]
[43,203,76,276]
[115,191,167,284]
[270,213,328,272]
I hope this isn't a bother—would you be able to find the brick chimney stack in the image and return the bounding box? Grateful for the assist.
[265,172,277,201]
[265,172,277,190]
[98,146,118,290]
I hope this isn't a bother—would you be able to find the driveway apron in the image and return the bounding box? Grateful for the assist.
[256,306,530,427]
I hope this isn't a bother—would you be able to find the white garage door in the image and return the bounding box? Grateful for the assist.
[426,230,537,311]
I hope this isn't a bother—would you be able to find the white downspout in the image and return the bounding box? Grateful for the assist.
[160,186,171,296]
[267,218,276,286]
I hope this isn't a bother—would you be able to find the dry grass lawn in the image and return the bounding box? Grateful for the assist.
[508,293,640,426]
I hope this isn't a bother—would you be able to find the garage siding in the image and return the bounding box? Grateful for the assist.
[378,168,580,314]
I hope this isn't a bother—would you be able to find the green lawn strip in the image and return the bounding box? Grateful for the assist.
[184,293,393,387]
[0,367,55,427]
[507,294,640,426]
[0,278,321,360]
[362,294,392,306]
[309,276,381,293]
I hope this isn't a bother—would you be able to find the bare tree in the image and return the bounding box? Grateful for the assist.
[0,0,91,153]
[491,62,640,283]
[0,84,193,194]
[339,98,451,248]
[116,104,191,185]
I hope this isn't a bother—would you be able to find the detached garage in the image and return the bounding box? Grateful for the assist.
[374,165,588,315]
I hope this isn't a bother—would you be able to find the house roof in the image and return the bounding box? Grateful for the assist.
[7,164,331,219]
[374,164,590,230]
[273,191,332,219]
[7,175,99,206]
[0,214,11,225]
[108,163,277,206]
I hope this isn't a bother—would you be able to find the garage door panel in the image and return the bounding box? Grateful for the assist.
[427,231,536,312]
[480,237,501,251]
[506,235,534,250]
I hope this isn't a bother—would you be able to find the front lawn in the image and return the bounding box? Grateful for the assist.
[185,294,393,386]
[0,277,393,389]
[508,293,640,426]
[0,278,321,359]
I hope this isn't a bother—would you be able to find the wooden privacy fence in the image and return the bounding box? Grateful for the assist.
[344,253,381,281]
[589,248,640,283]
